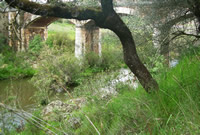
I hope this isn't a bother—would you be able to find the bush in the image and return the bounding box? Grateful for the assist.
[83,52,101,68]
[31,46,85,101]
[31,43,123,102]
[29,35,43,54]
[46,32,74,53]
[0,33,7,52]
[101,48,124,69]
[0,47,35,80]
[83,47,124,70]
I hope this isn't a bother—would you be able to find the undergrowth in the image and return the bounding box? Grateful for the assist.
[10,47,200,135]
[0,46,36,80]
[4,22,200,134]
[70,48,200,134]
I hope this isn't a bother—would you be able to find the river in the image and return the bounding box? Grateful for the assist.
[0,78,37,110]
[0,78,39,134]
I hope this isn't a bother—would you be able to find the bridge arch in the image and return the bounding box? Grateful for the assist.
[22,13,101,58]
[6,6,136,57]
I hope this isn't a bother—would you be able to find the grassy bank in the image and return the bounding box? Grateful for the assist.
[3,21,200,134]
[8,47,200,135]
[0,47,36,80]
[72,49,200,134]
[0,21,75,80]
[48,21,75,41]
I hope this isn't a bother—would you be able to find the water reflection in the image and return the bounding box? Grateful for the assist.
[0,78,37,110]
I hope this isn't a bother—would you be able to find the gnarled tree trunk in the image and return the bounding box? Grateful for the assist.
[95,10,158,92]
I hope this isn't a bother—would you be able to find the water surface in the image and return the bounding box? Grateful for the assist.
[0,78,37,110]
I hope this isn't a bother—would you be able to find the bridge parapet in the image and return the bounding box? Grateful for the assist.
[114,7,136,15]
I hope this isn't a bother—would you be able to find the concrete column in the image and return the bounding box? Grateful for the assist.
[75,25,84,58]
[8,12,12,47]
[75,22,101,58]
[24,29,30,50]
[44,27,48,41]
[21,29,26,51]
[0,12,9,38]
[84,26,100,54]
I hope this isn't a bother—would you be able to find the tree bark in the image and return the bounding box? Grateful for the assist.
[5,0,159,92]
[96,11,159,92]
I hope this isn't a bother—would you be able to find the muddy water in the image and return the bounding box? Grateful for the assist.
[0,78,37,110]
[0,78,39,133]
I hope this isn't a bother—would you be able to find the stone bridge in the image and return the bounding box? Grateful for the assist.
[1,6,136,57]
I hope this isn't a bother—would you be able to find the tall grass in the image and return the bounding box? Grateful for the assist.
[9,49,200,134]
[0,46,35,80]
[8,22,200,134]
[70,48,200,134]
[47,21,75,41]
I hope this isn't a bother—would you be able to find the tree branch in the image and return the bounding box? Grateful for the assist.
[163,13,194,29]
[101,0,114,13]
[172,31,200,38]
[5,0,102,21]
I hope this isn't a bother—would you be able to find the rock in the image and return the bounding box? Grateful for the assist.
[170,59,179,67]
[68,117,81,129]
[98,68,138,98]
[55,88,64,93]
[32,63,38,69]
[42,98,86,121]
[42,100,77,121]
[99,86,117,99]
[68,97,87,108]
[110,68,138,89]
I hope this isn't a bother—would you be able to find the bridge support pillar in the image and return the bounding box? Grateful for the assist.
[0,13,9,38]
[22,27,48,50]
[75,21,101,58]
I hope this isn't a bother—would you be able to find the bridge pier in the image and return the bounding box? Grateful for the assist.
[75,21,101,58]
[1,11,102,56]
[0,13,9,38]
[1,6,135,53]
[22,27,48,50]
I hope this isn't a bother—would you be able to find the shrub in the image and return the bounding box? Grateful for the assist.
[83,52,101,68]
[0,48,35,80]
[101,48,124,69]
[46,32,74,53]
[0,54,4,67]
[83,47,124,70]
[29,35,43,54]
[31,46,85,101]
[0,33,7,52]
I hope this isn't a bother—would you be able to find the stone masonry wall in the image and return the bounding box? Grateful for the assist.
[0,12,9,38]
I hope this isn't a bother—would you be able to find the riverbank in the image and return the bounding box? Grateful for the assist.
[2,21,199,134]
[0,78,37,109]
[4,47,200,135]
[0,49,36,80]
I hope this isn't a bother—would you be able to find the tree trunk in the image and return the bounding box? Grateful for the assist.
[121,37,159,92]
[96,12,159,92]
